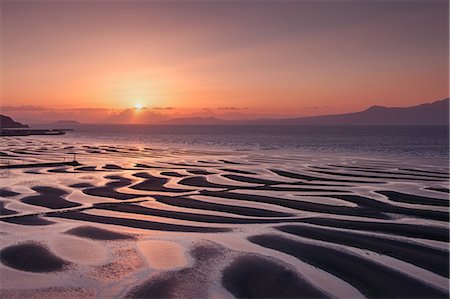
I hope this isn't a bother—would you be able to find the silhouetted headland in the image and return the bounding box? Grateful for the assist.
[0,115,28,128]
[0,115,73,136]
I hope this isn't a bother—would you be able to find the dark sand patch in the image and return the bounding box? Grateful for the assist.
[104,175,134,188]
[0,242,70,272]
[24,170,43,174]
[0,202,17,215]
[154,195,293,217]
[321,194,449,222]
[103,164,142,171]
[254,185,350,193]
[102,164,123,170]
[135,163,160,169]
[400,168,450,176]
[328,164,383,171]
[75,166,103,171]
[218,159,247,165]
[49,210,230,233]
[86,150,102,154]
[222,174,352,188]
[83,176,143,200]
[270,169,385,184]
[222,255,327,298]
[425,187,450,194]
[376,190,449,207]
[69,182,95,188]
[9,150,38,155]
[197,160,220,164]
[222,174,281,185]
[160,171,187,177]
[187,169,215,175]
[178,176,233,189]
[3,215,55,226]
[0,189,20,197]
[301,217,449,242]
[132,172,161,179]
[197,160,222,165]
[47,167,78,173]
[65,225,136,240]
[219,168,257,175]
[249,234,448,299]
[0,151,18,157]
[311,169,445,182]
[200,190,390,220]
[21,186,81,209]
[83,187,143,200]
[131,172,188,193]
[104,149,120,153]
[277,224,449,277]
[167,162,211,167]
[330,166,450,180]
[95,202,296,224]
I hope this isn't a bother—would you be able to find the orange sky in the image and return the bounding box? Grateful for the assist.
[1,1,448,123]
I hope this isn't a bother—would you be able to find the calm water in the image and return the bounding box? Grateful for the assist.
[38,124,449,164]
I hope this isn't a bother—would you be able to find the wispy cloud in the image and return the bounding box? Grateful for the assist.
[1,105,48,111]
[217,107,248,111]
[304,106,329,110]
[152,107,175,110]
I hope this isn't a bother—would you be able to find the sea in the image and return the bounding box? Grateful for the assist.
[35,124,449,166]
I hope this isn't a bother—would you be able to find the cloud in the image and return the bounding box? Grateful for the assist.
[152,107,175,110]
[1,105,48,111]
[105,108,170,124]
[217,107,248,110]
[64,107,110,112]
[1,105,111,113]
[304,106,329,110]
[1,105,122,124]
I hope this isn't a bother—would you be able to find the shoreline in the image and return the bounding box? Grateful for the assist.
[4,133,449,168]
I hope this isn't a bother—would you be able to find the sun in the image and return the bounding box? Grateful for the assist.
[134,103,143,110]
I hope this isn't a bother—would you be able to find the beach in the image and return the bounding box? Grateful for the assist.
[0,136,449,298]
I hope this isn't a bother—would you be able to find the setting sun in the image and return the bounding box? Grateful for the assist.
[134,103,143,110]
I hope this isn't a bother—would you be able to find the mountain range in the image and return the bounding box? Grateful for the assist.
[160,98,449,125]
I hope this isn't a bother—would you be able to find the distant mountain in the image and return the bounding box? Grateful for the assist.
[52,120,81,125]
[0,115,28,128]
[51,120,81,128]
[159,117,230,125]
[262,98,449,125]
[158,99,449,126]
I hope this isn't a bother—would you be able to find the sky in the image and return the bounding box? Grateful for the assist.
[1,0,449,124]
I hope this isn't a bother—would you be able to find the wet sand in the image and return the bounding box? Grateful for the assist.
[65,226,136,241]
[0,137,448,298]
[249,234,448,298]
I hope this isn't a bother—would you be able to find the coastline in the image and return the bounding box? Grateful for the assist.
[23,123,450,166]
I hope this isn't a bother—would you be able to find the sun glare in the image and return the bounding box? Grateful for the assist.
[134,103,143,110]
